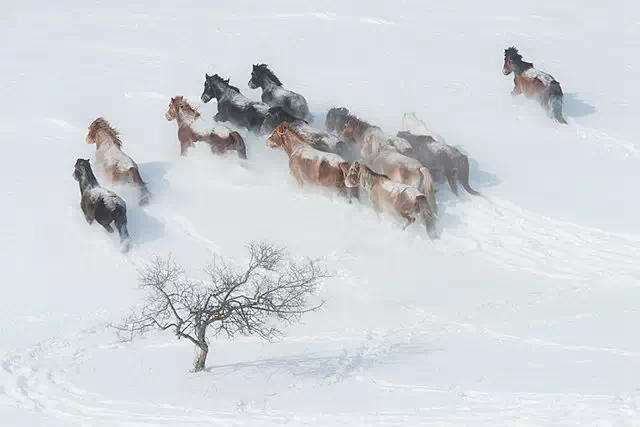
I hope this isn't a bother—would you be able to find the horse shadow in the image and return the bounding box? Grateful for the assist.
[563,93,596,118]
[138,161,172,196]
[126,206,165,246]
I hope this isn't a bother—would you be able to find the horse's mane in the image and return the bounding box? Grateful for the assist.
[87,117,122,147]
[253,64,283,86]
[359,163,390,181]
[275,123,305,142]
[327,107,350,120]
[504,46,533,70]
[173,96,200,119]
[211,74,242,93]
[344,114,372,133]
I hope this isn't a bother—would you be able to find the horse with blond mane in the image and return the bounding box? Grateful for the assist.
[344,162,438,239]
[165,96,246,159]
[85,117,151,205]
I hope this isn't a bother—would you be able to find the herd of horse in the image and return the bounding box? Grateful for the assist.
[72,47,567,251]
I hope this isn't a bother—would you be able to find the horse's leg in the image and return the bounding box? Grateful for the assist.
[81,198,94,224]
[511,84,522,97]
[180,141,190,156]
[401,213,416,230]
[98,218,115,233]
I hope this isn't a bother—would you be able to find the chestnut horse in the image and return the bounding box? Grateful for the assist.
[344,162,437,239]
[86,117,151,205]
[266,123,353,202]
[503,46,567,124]
[165,96,246,159]
[73,158,131,252]
[248,64,312,121]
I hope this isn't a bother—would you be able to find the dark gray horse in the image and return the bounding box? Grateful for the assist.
[73,158,131,252]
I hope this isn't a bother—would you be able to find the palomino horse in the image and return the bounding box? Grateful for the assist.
[200,73,298,134]
[86,117,151,205]
[343,162,437,239]
[248,64,312,121]
[502,46,567,124]
[165,96,247,159]
[266,123,353,202]
[398,112,481,196]
[73,158,131,252]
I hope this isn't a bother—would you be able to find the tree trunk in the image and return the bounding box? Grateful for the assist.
[193,342,209,372]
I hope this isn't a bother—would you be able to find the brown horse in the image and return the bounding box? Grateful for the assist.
[165,96,246,159]
[343,162,437,239]
[336,112,437,214]
[86,118,151,205]
[503,47,567,124]
[266,123,353,201]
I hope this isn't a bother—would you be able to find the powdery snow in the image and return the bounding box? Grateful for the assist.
[2,0,640,426]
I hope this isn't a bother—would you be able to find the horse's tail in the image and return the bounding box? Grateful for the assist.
[230,131,247,159]
[549,81,568,124]
[417,195,438,240]
[131,168,151,205]
[418,167,438,218]
[456,155,482,196]
[114,205,131,252]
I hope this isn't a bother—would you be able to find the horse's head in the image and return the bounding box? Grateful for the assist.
[248,64,262,89]
[73,158,91,181]
[266,124,288,148]
[503,46,521,75]
[86,117,121,148]
[248,64,281,89]
[341,117,367,142]
[344,162,361,188]
[325,107,350,133]
[201,74,222,103]
[165,96,181,121]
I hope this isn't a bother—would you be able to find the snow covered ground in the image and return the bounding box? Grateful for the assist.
[2,0,640,425]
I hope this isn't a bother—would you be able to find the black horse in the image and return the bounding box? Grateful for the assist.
[73,158,131,252]
[248,64,312,121]
[201,74,298,134]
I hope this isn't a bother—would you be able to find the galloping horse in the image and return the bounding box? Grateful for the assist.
[73,158,131,252]
[398,112,482,196]
[165,96,246,159]
[248,64,312,121]
[502,46,567,124]
[266,123,353,202]
[330,109,437,213]
[288,120,359,162]
[200,73,298,134]
[344,162,437,239]
[326,107,414,157]
[86,117,151,205]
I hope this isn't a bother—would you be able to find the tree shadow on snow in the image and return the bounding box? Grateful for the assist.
[563,93,596,118]
[206,344,440,380]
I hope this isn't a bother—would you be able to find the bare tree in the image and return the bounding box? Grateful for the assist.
[115,242,328,372]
